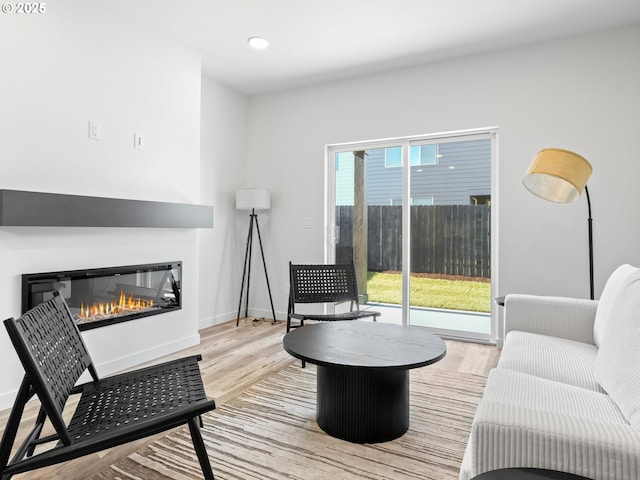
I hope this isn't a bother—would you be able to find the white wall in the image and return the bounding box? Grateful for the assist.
[245,24,640,340]
[199,76,249,328]
[0,3,205,409]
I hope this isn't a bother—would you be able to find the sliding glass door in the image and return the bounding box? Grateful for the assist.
[326,129,497,342]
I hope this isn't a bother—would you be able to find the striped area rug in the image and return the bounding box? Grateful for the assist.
[89,364,486,480]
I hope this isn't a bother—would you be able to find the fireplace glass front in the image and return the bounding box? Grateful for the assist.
[22,261,181,331]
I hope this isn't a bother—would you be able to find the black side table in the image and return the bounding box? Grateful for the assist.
[472,468,591,480]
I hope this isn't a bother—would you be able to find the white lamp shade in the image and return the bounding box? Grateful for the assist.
[236,189,271,210]
[522,148,592,203]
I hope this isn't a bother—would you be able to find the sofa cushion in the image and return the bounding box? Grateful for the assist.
[482,368,628,423]
[593,263,637,347]
[595,265,640,425]
[499,330,602,392]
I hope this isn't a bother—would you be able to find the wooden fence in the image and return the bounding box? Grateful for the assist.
[336,205,491,278]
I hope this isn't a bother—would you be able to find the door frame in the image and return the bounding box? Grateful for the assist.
[325,127,499,344]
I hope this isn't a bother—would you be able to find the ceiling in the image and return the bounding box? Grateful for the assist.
[114,0,640,96]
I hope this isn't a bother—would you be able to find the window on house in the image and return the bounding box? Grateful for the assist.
[385,145,438,168]
[411,145,438,166]
[412,197,434,205]
[385,147,402,168]
[470,195,491,205]
[335,152,355,206]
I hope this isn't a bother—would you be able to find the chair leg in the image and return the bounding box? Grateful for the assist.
[188,417,215,480]
[0,377,32,473]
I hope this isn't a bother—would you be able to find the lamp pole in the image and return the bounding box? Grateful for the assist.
[585,185,594,300]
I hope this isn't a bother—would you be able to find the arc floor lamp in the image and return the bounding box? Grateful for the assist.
[235,188,277,325]
[522,148,594,299]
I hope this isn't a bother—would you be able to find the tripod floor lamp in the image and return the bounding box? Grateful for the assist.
[236,188,277,325]
[522,148,595,299]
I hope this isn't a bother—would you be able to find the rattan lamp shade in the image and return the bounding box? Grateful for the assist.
[235,189,271,211]
[522,148,592,203]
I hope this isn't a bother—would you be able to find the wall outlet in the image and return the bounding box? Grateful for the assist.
[88,121,101,140]
[303,217,312,229]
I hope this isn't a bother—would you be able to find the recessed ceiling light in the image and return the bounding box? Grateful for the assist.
[248,36,269,50]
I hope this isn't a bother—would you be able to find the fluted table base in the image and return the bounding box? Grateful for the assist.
[316,366,409,443]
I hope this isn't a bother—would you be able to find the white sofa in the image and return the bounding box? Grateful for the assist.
[459,264,640,480]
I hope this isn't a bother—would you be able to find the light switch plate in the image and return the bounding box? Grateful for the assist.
[134,132,144,150]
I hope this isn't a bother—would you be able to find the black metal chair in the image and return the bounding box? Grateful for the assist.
[0,292,216,480]
[287,261,381,334]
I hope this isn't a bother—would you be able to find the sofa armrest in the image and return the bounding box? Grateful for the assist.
[504,294,598,344]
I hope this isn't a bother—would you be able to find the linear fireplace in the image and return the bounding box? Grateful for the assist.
[22,261,182,331]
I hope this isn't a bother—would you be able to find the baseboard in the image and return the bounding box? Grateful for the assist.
[199,311,237,330]
[244,307,286,323]
[199,308,286,330]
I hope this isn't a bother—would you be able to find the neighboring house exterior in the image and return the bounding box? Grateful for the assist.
[336,138,491,206]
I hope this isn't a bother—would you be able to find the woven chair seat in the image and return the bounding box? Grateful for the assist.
[67,356,209,444]
[289,310,379,322]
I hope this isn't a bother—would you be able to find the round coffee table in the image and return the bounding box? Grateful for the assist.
[283,321,446,443]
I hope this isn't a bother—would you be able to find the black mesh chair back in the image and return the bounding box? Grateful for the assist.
[287,261,381,336]
[4,293,94,445]
[291,263,359,305]
[0,291,216,480]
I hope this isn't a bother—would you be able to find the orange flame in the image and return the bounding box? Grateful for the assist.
[79,291,154,320]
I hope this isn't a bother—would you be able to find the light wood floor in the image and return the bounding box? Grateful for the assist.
[0,318,500,480]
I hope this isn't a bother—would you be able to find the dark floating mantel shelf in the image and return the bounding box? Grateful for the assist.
[0,189,213,228]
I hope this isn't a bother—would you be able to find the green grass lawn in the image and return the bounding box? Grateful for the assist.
[366,271,491,313]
